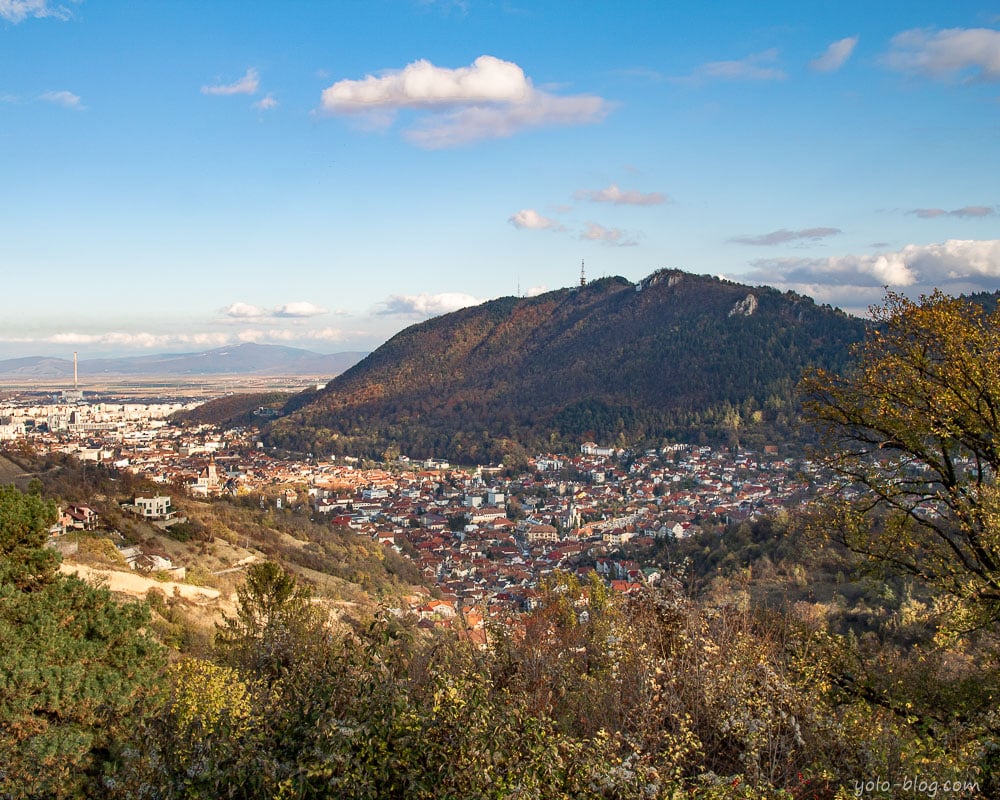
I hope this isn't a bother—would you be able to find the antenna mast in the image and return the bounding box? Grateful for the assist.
[580,259,586,287]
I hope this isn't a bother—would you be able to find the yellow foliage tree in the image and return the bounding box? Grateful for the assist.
[800,290,1000,630]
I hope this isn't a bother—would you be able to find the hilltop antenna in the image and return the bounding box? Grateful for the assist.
[580,259,586,287]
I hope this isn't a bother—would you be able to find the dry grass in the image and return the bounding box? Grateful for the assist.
[0,453,30,488]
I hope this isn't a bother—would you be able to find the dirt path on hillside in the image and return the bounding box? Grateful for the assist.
[59,562,221,603]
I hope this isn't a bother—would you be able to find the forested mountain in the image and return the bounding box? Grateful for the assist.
[268,269,867,463]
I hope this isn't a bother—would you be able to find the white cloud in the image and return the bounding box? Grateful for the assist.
[525,285,548,297]
[223,302,267,319]
[580,222,638,247]
[0,327,351,352]
[321,55,529,110]
[297,327,348,343]
[378,292,481,317]
[810,36,859,72]
[575,183,669,206]
[319,55,609,147]
[0,0,72,23]
[508,209,564,231]
[405,91,608,148]
[409,92,608,148]
[202,68,260,96]
[747,239,1000,300]
[884,27,1000,82]
[45,331,234,349]
[729,227,842,246]
[40,90,83,109]
[223,301,328,319]
[223,328,349,344]
[274,302,328,318]
[688,49,786,82]
[232,327,346,344]
[253,93,278,111]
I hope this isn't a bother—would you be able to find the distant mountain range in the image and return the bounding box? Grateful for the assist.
[265,269,869,463]
[0,343,368,379]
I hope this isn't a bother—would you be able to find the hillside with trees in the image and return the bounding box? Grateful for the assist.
[267,270,866,463]
[170,390,295,429]
[2,480,993,798]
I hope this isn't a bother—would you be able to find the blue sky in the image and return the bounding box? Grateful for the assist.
[2,0,999,359]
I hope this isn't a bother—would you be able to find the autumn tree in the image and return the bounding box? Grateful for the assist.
[800,290,1000,630]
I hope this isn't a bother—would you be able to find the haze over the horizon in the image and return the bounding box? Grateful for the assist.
[2,0,998,360]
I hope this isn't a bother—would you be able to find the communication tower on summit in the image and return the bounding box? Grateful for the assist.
[580,260,586,287]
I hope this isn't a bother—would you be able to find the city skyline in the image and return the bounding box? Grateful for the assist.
[2,0,999,359]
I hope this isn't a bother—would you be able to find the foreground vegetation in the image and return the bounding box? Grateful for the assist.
[1,478,994,798]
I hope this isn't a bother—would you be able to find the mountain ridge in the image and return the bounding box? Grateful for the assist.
[267,269,869,463]
[0,343,368,379]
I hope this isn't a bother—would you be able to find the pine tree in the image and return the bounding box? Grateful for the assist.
[0,485,164,799]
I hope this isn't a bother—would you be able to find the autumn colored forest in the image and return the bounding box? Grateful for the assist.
[266,272,866,464]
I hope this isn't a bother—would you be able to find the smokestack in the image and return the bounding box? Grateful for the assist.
[74,351,78,390]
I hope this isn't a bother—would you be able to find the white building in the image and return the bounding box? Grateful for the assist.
[0,420,25,440]
[126,495,176,521]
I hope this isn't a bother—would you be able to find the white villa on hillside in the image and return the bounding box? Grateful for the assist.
[123,495,176,522]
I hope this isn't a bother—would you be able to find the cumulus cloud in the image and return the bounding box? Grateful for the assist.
[525,285,548,297]
[202,68,260,96]
[378,292,481,317]
[508,209,564,231]
[319,55,609,147]
[253,93,278,111]
[575,183,669,206]
[580,222,638,247]
[909,206,996,219]
[321,55,529,110]
[223,302,267,319]
[810,36,859,72]
[274,302,328,318]
[0,0,73,23]
[884,27,1000,82]
[223,301,328,319]
[687,49,786,82]
[746,240,1000,309]
[406,93,608,148]
[729,227,842,246]
[40,90,83,109]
